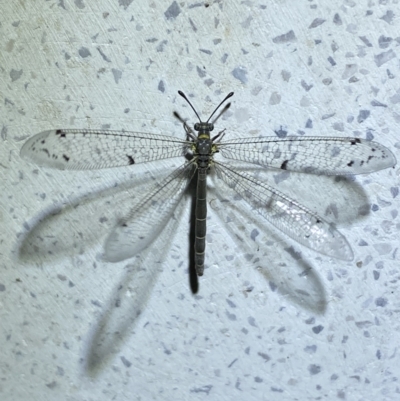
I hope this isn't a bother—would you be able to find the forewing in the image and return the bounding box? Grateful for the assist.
[219,136,396,175]
[20,129,189,170]
[214,161,353,261]
[105,162,195,262]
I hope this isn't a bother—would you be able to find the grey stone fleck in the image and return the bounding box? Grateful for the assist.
[273,171,290,184]
[46,381,57,389]
[371,204,379,211]
[322,112,335,120]
[196,66,206,78]
[332,122,344,131]
[342,64,357,79]
[312,325,324,334]
[200,48,212,55]
[380,10,394,24]
[221,53,228,63]
[308,364,321,375]
[257,352,270,362]
[213,38,221,45]
[10,69,23,82]
[189,18,197,32]
[1,125,7,140]
[374,50,396,67]
[301,80,313,91]
[271,387,283,392]
[250,229,259,241]
[241,16,253,29]
[305,317,315,324]
[305,118,313,128]
[118,0,134,10]
[0,284,5,291]
[64,52,71,60]
[78,47,91,58]
[274,127,287,138]
[232,67,247,84]
[164,1,181,20]
[390,187,399,198]
[97,47,111,62]
[74,0,85,9]
[309,18,326,29]
[365,129,374,140]
[269,92,281,105]
[121,356,132,367]
[190,385,212,395]
[254,376,263,383]
[371,99,387,107]
[359,36,372,47]
[91,300,102,307]
[387,69,395,79]
[378,35,393,49]
[327,56,336,66]
[376,349,381,359]
[373,270,380,280]
[322,77,332,85]
[248,316,257,327]
[146,37,157,43]
[225,310,236,321]
[269,281,277,291]
[389,89,400,104]
[156,40,168,52]
[272,30,296,44]
[304,345,317,354]
[355,320,373,328]
[358,239,368,246]
[226,299,236,308]
[375,297,387,307]
[357,110,370,123]
[112,68,122,83]
[228,358,238,368]
[373,243,392,255]
[158,80,165,93]
[346,23,358,34]
[56,366,65,376]
[331,41,339,52]
[331,374,339,380]
[204,78,214,87]
[333,13,342,25]
[281,70,291,81]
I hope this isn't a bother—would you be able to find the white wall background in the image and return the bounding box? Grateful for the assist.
[1,1,399,400]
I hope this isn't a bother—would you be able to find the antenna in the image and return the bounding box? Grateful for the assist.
[178,91,234,123]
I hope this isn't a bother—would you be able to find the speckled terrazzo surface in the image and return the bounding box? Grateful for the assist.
[1,1,400,400]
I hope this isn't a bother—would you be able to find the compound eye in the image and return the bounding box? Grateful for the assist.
[209,123,214,131]
[194,123,200,131]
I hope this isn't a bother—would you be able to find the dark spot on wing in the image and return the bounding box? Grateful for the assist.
[281,160,289,170]
[127,155,135,165]
[63,154,70,162]
[347,160,354,167]
[350,138,361,145]
[42,149,50,156]
[56,129,66,137]
[316,219,321,224]
[41,139,45,144]
[368,155,374,162]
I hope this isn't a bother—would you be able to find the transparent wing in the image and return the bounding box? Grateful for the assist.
[218,136,396,175]
[20,129,190,170]
[214,161,353,261]
[105,161,195,262]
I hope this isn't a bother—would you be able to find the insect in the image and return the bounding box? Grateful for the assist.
[21,91,396,276]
